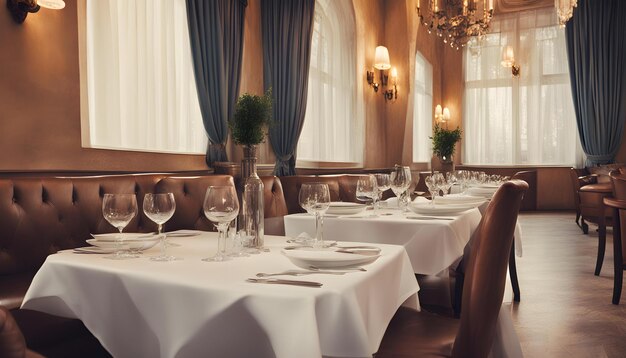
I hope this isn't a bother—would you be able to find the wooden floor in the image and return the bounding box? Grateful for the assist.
[506,212,626,358]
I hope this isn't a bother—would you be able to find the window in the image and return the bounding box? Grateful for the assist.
[297,0,362,164]
[463,8,582,166]
[83,0,207,154]
[413,52,433,163]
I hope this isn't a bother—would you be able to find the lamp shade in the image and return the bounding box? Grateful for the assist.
[501,46,515,67]
[374,46,391,70]
[37,0,65,10]
[443,107,451,121]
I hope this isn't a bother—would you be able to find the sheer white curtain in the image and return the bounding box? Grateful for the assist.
[297,0,362,163]
[463,8,583,166]
[86,0,207,154]
[413,52,433,163]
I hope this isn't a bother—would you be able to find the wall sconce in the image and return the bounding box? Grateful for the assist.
[435,105,451,122]
[7,0,65,24]
[366,46,398,102]
[501,45,520,77]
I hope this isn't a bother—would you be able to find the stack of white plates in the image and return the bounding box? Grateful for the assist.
[466,186,499,198]
[87,233,160,251]
[326,202,366,215]
[433,195,486,206]
[408,202,476,216]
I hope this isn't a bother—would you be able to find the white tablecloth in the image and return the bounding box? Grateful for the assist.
[21,234,419,358]
[284,209,483,275]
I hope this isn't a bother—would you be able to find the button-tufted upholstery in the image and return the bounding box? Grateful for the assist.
[0,173,291,357]
[279,174,393,214]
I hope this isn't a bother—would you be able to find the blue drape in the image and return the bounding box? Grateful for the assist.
[186,0,247,167]
[565,0,626,166]
[261,0,315,176]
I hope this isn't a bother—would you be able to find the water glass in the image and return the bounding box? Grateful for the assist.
[202,186,239,262]
[143,193,177,262]
[356,175,378,215]
[390,166,412,211]
[102,193,138,260]
[298,183,331,248]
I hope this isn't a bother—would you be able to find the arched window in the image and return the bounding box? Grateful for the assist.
[413,52,433,163]
[297,0,361,163]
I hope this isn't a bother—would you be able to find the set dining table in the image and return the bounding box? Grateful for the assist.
[21,233,419,358]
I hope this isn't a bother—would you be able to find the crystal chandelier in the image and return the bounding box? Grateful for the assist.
[555,0,578,26]
[417,0,494,50]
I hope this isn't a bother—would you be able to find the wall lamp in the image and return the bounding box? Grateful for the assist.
[501,45,520,77]
[7,0,65,24]
[435,105,451,123]
[366,46,398,102]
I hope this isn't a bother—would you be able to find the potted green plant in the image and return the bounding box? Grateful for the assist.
[229,89,273,178]
[430,123,462,172]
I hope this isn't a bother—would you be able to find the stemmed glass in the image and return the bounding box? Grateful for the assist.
[143,193,177,262]
[202,186,239,262]
[356,175,377,215]
[102,194,138,260]
[373,173,391,213]
[298,183,331,248]
[390,166,412,211]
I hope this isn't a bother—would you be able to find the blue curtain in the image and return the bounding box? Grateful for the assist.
[261,0,315,176]
[186,0,247,167]
[565,0,626,166]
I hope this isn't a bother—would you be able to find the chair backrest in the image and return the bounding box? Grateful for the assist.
[452,180,528,358]
[609,170,626,259]
[0,306,27,358]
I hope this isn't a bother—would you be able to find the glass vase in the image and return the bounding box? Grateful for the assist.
[241,145,265,249]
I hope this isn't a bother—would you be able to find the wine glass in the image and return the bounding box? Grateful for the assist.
[102,194,138,260]
[143,193,177,262]
[390,166,412,211]
[373,174,391,213]
[356,175,377,214]
[298,183,331,248]
[202,186,239,262]
[424,175,441,205]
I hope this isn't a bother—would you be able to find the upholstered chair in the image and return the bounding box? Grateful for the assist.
[375,180,528,357]
[0,306,43,358]
[602,170,626,304]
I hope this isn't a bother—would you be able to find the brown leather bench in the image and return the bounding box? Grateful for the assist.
[0,173,286,357]
[279,174,393,214]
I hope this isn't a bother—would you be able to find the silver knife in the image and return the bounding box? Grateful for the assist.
[246,278,323,287]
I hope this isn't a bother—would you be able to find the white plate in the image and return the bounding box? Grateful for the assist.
[165,230,203,237]
[329,201,364,208]
[326,202,366,215]
[282,248,380,269]
[466,187,498,198]
[433,195,486,206]
[408,202,476,216]
[90,233,157,242]
[87,237,159,251]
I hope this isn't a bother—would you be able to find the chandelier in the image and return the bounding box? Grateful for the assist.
[417,0,494,50]
[555,0,578,26]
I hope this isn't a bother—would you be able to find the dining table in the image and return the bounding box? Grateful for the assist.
[21,232,419,358]
[283,200,523,276]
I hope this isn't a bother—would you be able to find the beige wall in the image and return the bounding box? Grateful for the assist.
[0,0,207,172]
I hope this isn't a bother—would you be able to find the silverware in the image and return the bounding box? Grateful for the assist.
[246,278,322,287]
[309,265,367,272]
[405,216,455,221]
[256,270,346,277]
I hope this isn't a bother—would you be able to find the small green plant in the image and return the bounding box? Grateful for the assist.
[229,89,273,146]
[430,123,462,162]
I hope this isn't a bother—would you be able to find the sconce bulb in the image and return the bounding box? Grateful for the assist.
[37,0,65,9]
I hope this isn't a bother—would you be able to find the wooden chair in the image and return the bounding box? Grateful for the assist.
[602,170,626,304]
[375,180,528,357]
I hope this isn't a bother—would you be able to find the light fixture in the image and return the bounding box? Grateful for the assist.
[555,0,578,27]
[501,46,520,77]
[416,0,494,50]
[367,46,398,102]
[6,0,65,24]
[435,105,450,122]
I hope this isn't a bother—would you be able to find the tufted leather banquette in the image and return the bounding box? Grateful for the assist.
[0,173,287,357]
[279,174,393,214]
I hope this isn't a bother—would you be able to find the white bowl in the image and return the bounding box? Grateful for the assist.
[282,248,379,269]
